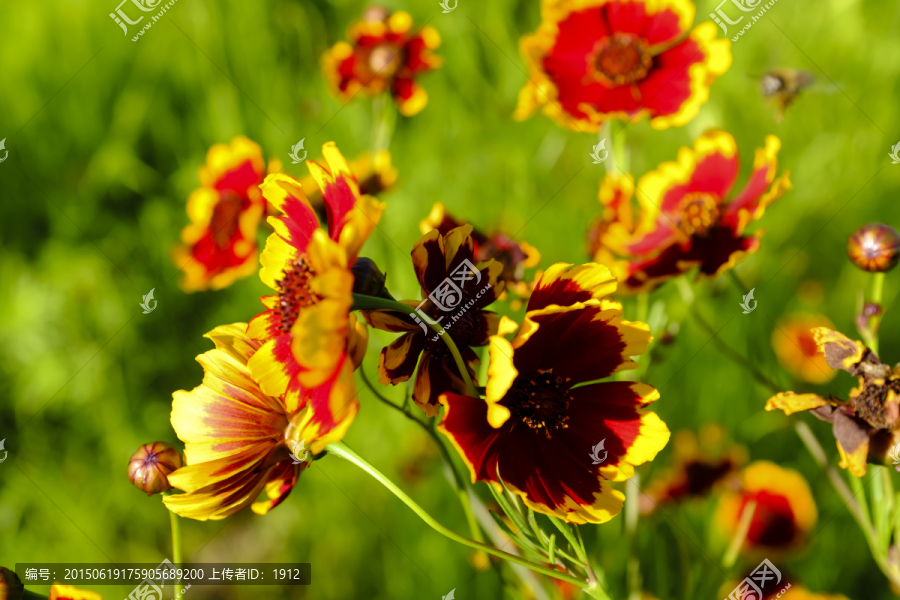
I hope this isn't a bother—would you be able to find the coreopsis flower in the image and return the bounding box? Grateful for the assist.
[420,202,541,286]
[439,263,669,524]
[766,328,900,477]
[127,441,183,496]
[163,324,357,520]
[364,225,506,416]
[247,142,383,412]
[322,8,441,116]
[641,425,744,513]
[771,314,837,384]
[514,0,731,131]
[590,131,791,292]
[715,461,816,552]
[49,583,103,600]
[173,137,281,292]
[847,222,900,273]
[296,150,398,217]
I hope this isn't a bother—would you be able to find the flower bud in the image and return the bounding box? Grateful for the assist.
[128,442,183,496]
[351,257,392,299]
[0,567,23,600]
[847,223,900,273]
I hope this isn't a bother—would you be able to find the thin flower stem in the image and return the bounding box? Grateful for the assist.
[794,421,873,538]
[722,499,756,568]
[690,309,780,393]
[357,365,485,545]
[601,121,617,176]
[871,272,885,355]
[625,475,641,600]
[350,294,479,397]
[169,509,183,593]
[325,441,596,589]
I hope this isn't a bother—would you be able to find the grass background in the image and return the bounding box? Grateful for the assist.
[1,0,900,598]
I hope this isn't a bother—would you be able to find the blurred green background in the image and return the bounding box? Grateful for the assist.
[1,0,900,598]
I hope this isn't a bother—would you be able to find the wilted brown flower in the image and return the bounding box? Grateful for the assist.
[847,222,900,273]
[128,441,183,496]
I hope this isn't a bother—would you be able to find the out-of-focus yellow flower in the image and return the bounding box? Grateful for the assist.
[322,9,441,116]
[772,314,837,384]
[49,583,103,600]
[641,425,745,513]
[172,136,282,292]
[715,461,817,553]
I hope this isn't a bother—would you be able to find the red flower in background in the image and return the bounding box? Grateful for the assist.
[590,131,791,292]
[173,136,281,292]
[322,8,441,116]
[515,0,731,131]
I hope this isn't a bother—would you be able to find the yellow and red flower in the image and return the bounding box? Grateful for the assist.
[173,136,281,292]
[322,8,441,116]
[716,461,817,552]
[296,149,398,215]
[772,314,837,384]
[247,142,383,415]
[420,202,541,287]
[163,323,357,520]
[641,425,744,513]
[439,263,669,524]
[364,225,506,416]
[515,0,731,131]
[766,328,900,477]
[590,131,791,292]
[49,583,103,600]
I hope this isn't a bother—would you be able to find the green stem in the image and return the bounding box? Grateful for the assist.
[727,270,749,295]
[722,499,756,568]
[625,475,641,600]
[794,422,874,539]
[325,441,595,589]
[169,509,183,594]
[871,272,885,355]
[358,365,484,546]
[370,96,394,153]
[351,294,479,397]
[601,121,616,176]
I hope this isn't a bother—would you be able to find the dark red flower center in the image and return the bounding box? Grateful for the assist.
[677,192,720,237]
[506,370,573,439]
[209,191,245,249]
[368,44,404,77]
[743,491,797,547]
[590,33,653,87]
[276,257,321,334]
[797,333,818,357]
